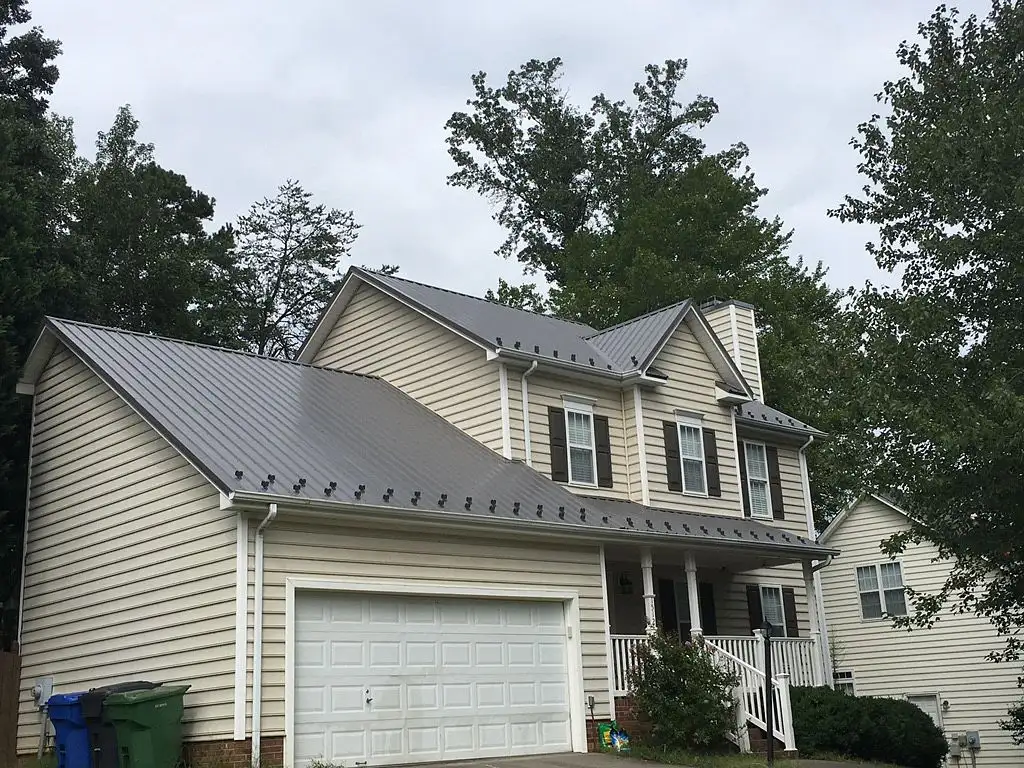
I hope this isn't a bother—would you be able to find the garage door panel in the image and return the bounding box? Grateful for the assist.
[294,591,574,766]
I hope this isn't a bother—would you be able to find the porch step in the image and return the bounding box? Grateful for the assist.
[746,725,798,758]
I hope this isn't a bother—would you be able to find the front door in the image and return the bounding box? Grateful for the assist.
[657,579,718,637]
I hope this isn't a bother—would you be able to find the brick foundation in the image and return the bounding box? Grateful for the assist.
[585,696,652,752]
[181,737,284,768]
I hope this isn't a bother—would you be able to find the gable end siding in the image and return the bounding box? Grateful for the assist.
[311,284,503,451]
[17,346,237,753]
[821,496,1023,766]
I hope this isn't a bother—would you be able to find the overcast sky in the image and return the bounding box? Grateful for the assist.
[31,0,988,299]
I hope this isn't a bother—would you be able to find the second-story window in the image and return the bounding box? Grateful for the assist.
[744,441,771,518]
[565,405,597,485]
[676,418,707,494]
[856,562,907,619]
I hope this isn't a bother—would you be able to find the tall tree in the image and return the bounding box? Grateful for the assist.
[832,1,1024,740]
[229,180,360,359]
[71,105,235,343]
[484,278,548,313]
[447,57,858,517]
[0,0,74,647]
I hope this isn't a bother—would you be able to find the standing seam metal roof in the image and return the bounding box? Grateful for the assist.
[39,318,834,556]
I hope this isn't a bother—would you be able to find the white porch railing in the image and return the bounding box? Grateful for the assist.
[611,633,821,694]
[611,634,647,695]
[610,633,808,753]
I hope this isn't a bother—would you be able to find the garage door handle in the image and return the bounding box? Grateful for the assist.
[365,690,373,704]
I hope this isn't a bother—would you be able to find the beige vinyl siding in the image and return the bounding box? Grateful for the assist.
[17,346,237,754]
[821,497,1023,767]
[643,320,741,513]
[526,372,630,500]
[311,284,503,451]
[732,308,763,400]
[699,304,763,400]
[717,441,813,637]
[507,369,526,460]
[255,519,611,738]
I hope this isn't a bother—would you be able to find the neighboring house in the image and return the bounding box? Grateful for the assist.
[15,268,836,767]
[819,493,1024,767]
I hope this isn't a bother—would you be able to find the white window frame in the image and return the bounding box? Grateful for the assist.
[833,670,856,696]
[855,561,908,621]
[744,440,771,519]
[675,414,708,496]
[759,583,788,637]
[563,398,598,487]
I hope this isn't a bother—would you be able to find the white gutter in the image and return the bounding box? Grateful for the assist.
[225,491,838,561]
[251,503,278,767]
[520,361,538,466]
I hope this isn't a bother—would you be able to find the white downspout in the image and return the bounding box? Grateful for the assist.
[798,435,833,686]
[251,503,278,767]
[520,361,539,466]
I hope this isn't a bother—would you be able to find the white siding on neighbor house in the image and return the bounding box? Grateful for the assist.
[643,320,741,514]
[523,372,631,501]
[254,520,611,740]
[311,283,503,451]
[821,497,1024,767]
[17,346,237,754]
[700,304,763,400]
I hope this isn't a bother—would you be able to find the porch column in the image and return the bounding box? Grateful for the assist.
[684,552,702,639]
[640,547,656,630]
[803,560,826,686]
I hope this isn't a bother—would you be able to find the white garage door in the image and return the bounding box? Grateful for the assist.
[293,591,573,767]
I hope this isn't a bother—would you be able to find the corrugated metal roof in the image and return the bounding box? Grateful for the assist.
[585,301,690,371]
[735,401,824,436]
[43,317,834,557]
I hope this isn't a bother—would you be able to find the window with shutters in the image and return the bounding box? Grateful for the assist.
[564,402,597,486]
[856,562,907,619]
[744,441,771,518]
[676,416,707,495]
[759,585,787,635]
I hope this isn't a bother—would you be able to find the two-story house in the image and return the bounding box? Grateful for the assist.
[820,494,1024,767]
[14,267,836,767]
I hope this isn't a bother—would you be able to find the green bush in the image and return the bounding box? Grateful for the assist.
[627,631,739,749]
[791,685,948,768]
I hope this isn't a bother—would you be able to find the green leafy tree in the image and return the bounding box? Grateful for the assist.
[229,180,360,358]
[832,1,1024,740]
[484,278,548,313]
[447,57,859,518]
[70,105,235,343]
[0,0,76,647]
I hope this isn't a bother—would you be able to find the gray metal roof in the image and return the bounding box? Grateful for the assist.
[735,401,824,437]
[41,317,834,557]
[584,301,690,371]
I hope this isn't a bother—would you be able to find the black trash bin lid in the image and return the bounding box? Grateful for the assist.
[81,681,159,719]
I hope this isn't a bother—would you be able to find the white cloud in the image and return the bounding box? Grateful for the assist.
[31,0,989,296]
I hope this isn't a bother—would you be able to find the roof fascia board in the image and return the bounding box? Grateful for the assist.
[295,268,364,363]
[17,326,60,393]
[227,490,838,559]
[40,321,231,496]
[685,307,755,397]
[736,421,826,443]
[817,492,867,543]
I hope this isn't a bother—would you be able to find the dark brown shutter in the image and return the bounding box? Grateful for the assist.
[702,428,721,497]
[782,587,799,638]
[738,441,751,516]
[547,407,568,482]
[766,446,785,520]
[746,584,763,633]
[663,421,682,492]
[594,415,613,488]
[699,582,718,635]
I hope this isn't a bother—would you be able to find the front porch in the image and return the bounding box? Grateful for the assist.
[602,542,830,752]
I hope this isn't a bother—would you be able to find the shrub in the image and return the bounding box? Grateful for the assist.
[627,631,739,749]
[791,685,948,768]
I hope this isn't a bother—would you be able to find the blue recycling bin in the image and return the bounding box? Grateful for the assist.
[47,692,90,768]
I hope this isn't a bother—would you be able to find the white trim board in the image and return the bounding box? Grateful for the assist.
[283,576,588,768]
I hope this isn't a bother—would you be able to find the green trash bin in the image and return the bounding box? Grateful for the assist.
[101,684,190,768]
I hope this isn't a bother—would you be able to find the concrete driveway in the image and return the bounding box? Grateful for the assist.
[394,756,653,768]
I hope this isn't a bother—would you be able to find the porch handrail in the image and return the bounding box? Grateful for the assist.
[705,638,796,752]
